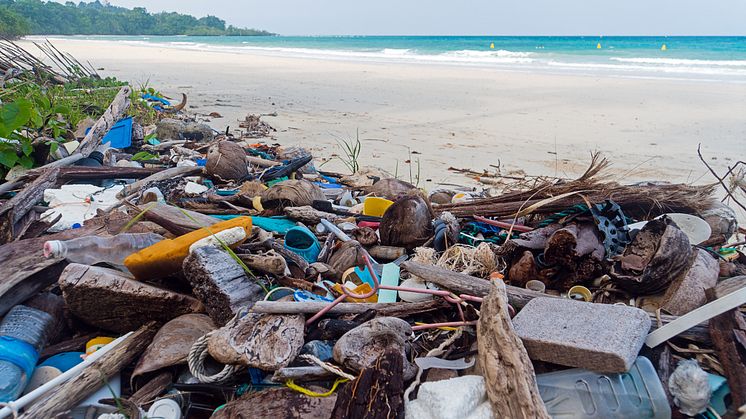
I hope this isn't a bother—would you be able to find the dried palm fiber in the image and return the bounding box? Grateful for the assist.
[435,153,715,219]
[260,179,325,210]
[411,242,501,278]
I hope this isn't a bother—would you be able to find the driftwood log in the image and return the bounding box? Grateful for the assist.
[401,261,712,344]
[284,206,342,225]
[331,348,405,419]
[368,245,407,261]
[707,288,746,411]
[478,279,550,419]
[183,246,264,326]
[271,366,335,383]
[18,322,156,419]
[238,251,288,276]
[78,86,132,155]
[59,264,203,333]
[56,166,161,181]
[0,222,105,315]
[251,299,448,317]
[129,371,173,407]
[0,167,59,243]
[136,202,217,236]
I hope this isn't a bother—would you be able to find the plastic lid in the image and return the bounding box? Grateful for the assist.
[147,398,182,419]
[43,241,61,258]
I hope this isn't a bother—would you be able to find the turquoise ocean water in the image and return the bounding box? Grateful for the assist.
[52,35,746,82]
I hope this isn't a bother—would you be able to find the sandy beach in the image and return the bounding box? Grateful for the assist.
[20,38,746,190]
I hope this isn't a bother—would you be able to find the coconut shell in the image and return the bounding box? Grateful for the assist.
[610,217,693,295]
[366,178,416,201]
[132,314,215,379]
[205,140,249,182]
[379,194,434,249]
[328,240,367,275]
[260,179,326,210]
[351,227,379,247]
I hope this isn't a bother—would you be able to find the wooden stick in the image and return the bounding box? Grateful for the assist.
[57,166,161,180]
[129,371,173,407]
[0,168,59,244]
[478,279,549,418]
[706,288,746,410]
[19,323,156,419]
[251,299,447,317]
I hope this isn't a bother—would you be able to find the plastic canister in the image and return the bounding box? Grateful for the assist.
[363,197,394,217]
[536,356,671,418]
[124,216,252,280]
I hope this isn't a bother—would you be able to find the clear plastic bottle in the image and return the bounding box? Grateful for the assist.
[536,356,671,418]
[43,233,163,266]
[0,305,54,402]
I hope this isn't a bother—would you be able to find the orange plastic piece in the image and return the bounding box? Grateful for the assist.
[124,216,252,280]
[332,283,378,303]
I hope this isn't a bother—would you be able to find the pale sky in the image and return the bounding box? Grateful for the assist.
[94,0,746,36]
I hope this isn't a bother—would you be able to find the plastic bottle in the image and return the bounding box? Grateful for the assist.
[536,356,671,418]
[0,305,55,402]
[124,216,252,280]
[44,233,164,267]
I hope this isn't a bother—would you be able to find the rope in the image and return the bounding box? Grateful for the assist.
[299,354,356,380]
[187,332,238,384]
[404,328,464,401]
[285,377,349,397]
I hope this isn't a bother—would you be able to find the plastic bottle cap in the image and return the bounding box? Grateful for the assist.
[525,280,546,293]
[567,285,592,302]
[86,336,115,355]
[43,241,61,258]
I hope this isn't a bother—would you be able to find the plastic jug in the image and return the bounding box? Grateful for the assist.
[536,356,671,418]
[0,306,55,402]
[124,216,252,280]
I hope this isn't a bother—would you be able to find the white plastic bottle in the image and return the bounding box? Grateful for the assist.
[43,233,163,266]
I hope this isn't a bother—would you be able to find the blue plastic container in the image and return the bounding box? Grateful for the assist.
[100,117,133,149]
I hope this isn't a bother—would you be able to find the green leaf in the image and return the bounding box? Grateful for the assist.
[0,150,18,169]
[18,155,33,169]
[131,151,159,162]
[49,142,59,155]
[21,140,32,156]
[53,104,71,115]
[0,99,32,138]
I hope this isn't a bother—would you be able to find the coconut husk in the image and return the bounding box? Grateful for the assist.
[132,314,215,380]
[328,240,367,276]
[379,193,434,249]
[205,140,249,182]
[363,178,415,201]
[260,179,325,210]
[610,217,693,295]
[351,227,378,247]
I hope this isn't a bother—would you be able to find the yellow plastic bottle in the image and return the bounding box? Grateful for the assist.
[124,216,252,280]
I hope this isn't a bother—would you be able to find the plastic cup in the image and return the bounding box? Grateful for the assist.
[363,197,394,217]
[525,280,546,293]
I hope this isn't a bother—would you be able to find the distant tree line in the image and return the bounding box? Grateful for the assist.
[0,0,274,38]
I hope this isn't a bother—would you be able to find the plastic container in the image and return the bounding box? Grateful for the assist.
[0,305,55,402]
[536,356,671,418]
[124,217,252,280]
[284,226,321,263]
[363,197,394,217]
[44,233,163,268]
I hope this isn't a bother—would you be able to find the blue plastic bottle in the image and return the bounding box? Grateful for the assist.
[0,305,54,402]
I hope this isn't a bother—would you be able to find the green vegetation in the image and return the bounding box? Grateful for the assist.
[0,7,30,38]
[0,0,273,36]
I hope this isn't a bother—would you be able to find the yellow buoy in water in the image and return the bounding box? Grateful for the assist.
[490,42,495,49]
[661,44,667,51]
[596,42,602,49]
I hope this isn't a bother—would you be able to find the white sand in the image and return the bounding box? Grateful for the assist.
[20,39,746,192]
